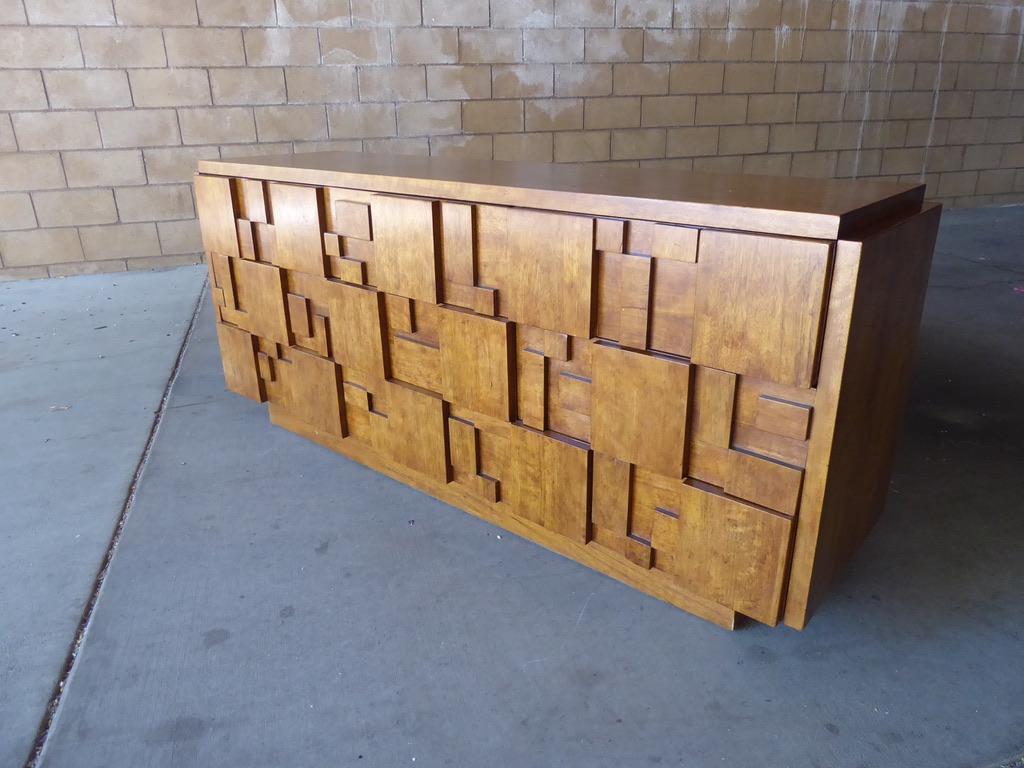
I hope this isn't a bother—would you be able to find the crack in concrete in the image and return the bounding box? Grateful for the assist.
[23,278,209,768]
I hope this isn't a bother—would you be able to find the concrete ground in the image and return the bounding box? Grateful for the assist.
[1,207,1022,768]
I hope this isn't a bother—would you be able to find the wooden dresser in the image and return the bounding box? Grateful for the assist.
[195,152,940,630]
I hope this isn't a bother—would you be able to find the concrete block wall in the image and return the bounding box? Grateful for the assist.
[0,0,1022,279]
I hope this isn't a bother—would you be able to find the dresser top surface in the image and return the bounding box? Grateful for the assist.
[199,151,925,240]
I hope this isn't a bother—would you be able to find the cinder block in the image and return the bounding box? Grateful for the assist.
[525,29,584,63]
[64,149,146,188]
[494,132,553,162]
[79,222,162,260]
[0,72,47,111]
[129,69,212,108]
[525,98,583,131]
[554,64,613,97]
[44,70,132,110]
[320,29,391,65]
[426,65,491,100]
[178,108,256,145]
[459,30,523,64]
[0,193,37,231]
[493,64,554,98]
[358,67,426,102]
[211,68,287,106]
[0,153,66,193]
[397,102,461,137]
[196,0,275,25]
[164,28,244,67]
[285,68,357,103]
[327,103,396,138]
[244,28,320,66]
[0,227,84,267]
[463,100,524,134]
[143,146,220,184]
[277,0,352,26]
[0,27,83,68]
[114,184,196,223]
[80,27,165,68]
[98,110,181,148]
[350,0,420,26]
[113,0,198,24]
[422,0,488,26]
[255,105,329,142]
[12,112,101,151]
[553,130,610,162]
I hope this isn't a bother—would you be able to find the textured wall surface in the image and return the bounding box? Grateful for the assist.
[0,0,1022,279]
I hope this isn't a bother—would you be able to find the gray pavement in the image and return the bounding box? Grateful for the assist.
[0,267,207,767]
[3,207,1023,768]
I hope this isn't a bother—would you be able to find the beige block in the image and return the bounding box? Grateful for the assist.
[350,0,420,25]
[553,130,609,162]
[127,253,203,270]
[0,193,37,231]
[0,266,51,280]
[666,125,718,156]
[0,227,84,267]
[460,30,523,64]
[729,0,781,27]
[179,108,256,145]
[554,64,612,97]
[12,112,100,151]
[328,103,396,138]
[0,27,83,69]
[359,66,425,101]
[699,30,753,61]
[525,29,584,63]
[585,96,641,129]
[397,101,461,136]
[49,259,127,277]
[643,30,699,62]
[393,28,456,64]
[694,94,747,125]
[769,123,817,152]
[429,134,493,159]
[255,105,328,141]
[781,0,832,29]
[276,0,352,26]
[493,64,553,98]
[157,219,204,254]
[79,222,162,260]
[747,93,797,123]
[423,0,488,26]
[791,151,837,178]
[64,149,146,187]
[775,63,824,93]
[616,0,671,28]
[977,168,1015,195]
[669,63,724,94]
[554,0,613,27]
[750,29,802,63]
[296,136,363,152]
[641,95,695,127]
[113,0,197,24]
[0,71,47,111]
[211,68,287,106]
[962,144,1004,171]
[611,127,666,160]
[34,188,117,227]
[144,146,220,184]
[492,0,553,28]
[724,63,775,94]
[801,30,857,62]
[718,124,769,155]
[494,132,553,162]
[743,153,793,176]
[362,137,429,155]
[37,0,134,29]
[44,70,132,109]
[0,152,66,192]
[585,29,643,62]
[525,98,583,131]
[0,116,13,152]
[197,0,276,25]
[672,0,728,28]
[796,92,844,123]
[463,100,524,134]
[115,184,195,222]
[613,63,669,96]
[830,0,881,30]
[285,67,357,103]
[835,149,881,178]
[98,110,181,148]
[164,28,245,68]
[987,118,1024,144]
[244,28,320,66]
[80,28,166,68]
[130,70,211,108]
[0,0,26,23]
[955,63,999,91]
[427,65,491,99]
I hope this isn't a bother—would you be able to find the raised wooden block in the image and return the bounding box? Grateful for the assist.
[197,151,940,631]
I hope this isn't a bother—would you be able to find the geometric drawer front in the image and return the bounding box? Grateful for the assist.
[692,231,832,389]
[197,153,938,631]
